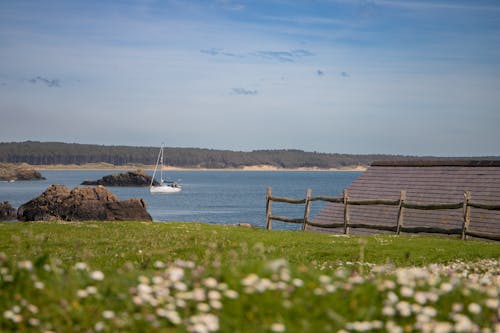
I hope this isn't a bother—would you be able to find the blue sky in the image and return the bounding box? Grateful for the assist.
[1,0,499,155]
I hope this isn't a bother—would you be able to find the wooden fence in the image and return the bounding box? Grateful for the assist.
[265,187,500,241]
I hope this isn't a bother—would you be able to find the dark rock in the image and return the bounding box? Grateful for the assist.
[0,201,17,221]
[17,185,152,221]
[81,170,158,187]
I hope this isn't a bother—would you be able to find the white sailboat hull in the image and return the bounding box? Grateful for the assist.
[149,184,182,193]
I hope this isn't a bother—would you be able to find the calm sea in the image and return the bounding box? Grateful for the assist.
[0,170,361,230]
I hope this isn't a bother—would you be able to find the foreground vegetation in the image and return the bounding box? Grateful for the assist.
[1,221,499,332]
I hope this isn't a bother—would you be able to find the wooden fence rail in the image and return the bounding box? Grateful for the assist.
[265,187,500,241]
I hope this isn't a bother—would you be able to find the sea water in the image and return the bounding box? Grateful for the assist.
[0,170,361,230]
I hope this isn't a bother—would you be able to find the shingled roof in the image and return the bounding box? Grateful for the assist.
[309,160,500,237]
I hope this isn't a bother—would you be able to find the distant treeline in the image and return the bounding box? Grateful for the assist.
[0,141,492,169]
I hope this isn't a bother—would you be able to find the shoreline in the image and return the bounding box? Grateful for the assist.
[33,163,367,172]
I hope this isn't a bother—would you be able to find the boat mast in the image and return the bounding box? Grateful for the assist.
[150,145,162,187]
[159,144,164,183]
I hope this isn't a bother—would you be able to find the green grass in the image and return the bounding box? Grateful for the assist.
[1,221,499,332]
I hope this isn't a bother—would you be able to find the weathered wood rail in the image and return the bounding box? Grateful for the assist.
[265,187,500,241]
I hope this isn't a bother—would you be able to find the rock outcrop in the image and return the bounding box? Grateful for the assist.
[81,170,158,187]
[0,201,17,221]
[0,163,45,181]
[17,185,152,221]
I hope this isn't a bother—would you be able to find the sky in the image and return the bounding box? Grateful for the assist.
[0,0,499,156]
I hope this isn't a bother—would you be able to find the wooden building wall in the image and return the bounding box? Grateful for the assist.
[309,161,500,236]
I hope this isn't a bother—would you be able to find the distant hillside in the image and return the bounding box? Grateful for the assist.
[0,141,494,169]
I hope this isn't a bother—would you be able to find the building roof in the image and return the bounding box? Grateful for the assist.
[309,160,500,236]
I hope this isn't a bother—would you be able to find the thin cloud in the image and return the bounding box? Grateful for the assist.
[29,76,61,87]
[200,48,221,56]
[217,0,245,11]
[232,88,258,95]
[254,49,314,63]
[201,48,314,63]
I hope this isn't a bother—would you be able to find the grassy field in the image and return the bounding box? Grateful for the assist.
[1,221,499,332]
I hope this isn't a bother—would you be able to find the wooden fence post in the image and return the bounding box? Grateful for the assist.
[396,190,406,235]
[302,188,312,231]
[265,187,273,230]
[343,189,350,234]
[461,191,471,240]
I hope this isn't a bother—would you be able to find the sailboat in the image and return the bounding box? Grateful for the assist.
[149,144,182,193]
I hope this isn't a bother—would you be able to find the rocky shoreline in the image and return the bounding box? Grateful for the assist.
[17,185,152,221]
[0,163,46,181]
[81,170,158,186]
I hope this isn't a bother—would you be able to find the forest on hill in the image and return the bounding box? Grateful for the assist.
[0,141,458,169]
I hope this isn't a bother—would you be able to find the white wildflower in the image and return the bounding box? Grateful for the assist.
[102,310,115,319]
[28,317,40,326]
[453,313,477,332]
[203,277,218,289]
[157,309,182,325]
[433,322,453,333]
[217,283,228,291]
[422,306,437,317]
[319,275,331,284]
[271,322,286,332]
[414,291,427,304]
[385,320,403,333]
[440,282,453,292]
[153,260,165,269]
[90,270,104,281]
[267,259,288,273]
[382,306,396,317]
[396,301,412,317]
[189,313,219,332]
[346,321,382,331]
[292,278,304,287]
[208,290,221,300]
[86,286,97,294]
[174,281,187,291]
[138,275,149,284]
[383,280,396,290]
[193,288,206,301]
[77,289,88,298]
[137,283,152,295]
[452,303,464,312]
[27,304,38,314]
[18,260,33,271]
[176,299,187,308]
[468,303,481,314]
[152,276,164,285]
[386,291,399,304]
[224,290,238,299]
[3,310,14,320]
[400,286,414,298]
[167,267,184,282]
[241,274,259,287]
[485,298,499,309]
[95,321,105,332]
[197,303,210,312]
[74,262,88,271]
[34,281,44,290]
[210,300,222,310]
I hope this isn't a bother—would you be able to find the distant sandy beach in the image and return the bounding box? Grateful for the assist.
[35,163,367,172]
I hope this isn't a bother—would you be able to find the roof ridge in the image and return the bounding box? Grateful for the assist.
[371,160,500,167]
